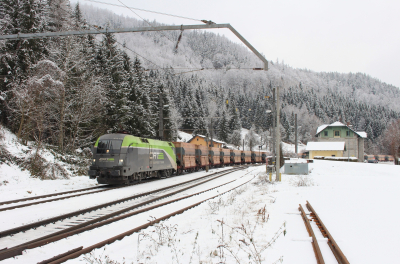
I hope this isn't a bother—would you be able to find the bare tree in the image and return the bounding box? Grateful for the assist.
[228,129,242,147]
[245,125,259,150]
[382,119,400,164]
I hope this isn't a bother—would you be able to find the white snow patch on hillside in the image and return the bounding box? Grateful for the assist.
[0,126,97,200]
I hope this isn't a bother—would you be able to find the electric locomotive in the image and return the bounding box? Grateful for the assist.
[88,133,177,185]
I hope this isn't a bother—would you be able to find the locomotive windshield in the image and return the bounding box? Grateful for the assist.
[97,139,123,154]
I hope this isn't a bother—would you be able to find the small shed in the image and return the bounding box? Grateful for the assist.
[306,142,345,159]
[284,161,309,175]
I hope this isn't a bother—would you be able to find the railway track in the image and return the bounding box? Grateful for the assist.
[0,185,120,212]
[298,201,350,264]
[0,165,253,261]
[0,166,244,212]
[0,174,187,212]
[40,166,257,264]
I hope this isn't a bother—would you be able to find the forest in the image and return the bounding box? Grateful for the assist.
[1,0,400,157]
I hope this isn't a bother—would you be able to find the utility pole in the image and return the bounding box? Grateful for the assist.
[272,88,276,163]
[159,93,163,140]
[275,86,281,181]
[210,118,214,147]
[347,123,350,162]
[205,137,209,172]
[295,113,298,155]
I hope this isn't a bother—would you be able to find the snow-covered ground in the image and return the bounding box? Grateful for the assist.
[1,160,399,263]
[68,160,399,264]
[0,127,95,201]
[1,127,399,263]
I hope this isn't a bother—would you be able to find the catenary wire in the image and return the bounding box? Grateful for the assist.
[116,0,176,43]
[54,4,162,69]
[84,0,203,23]
[99,0,213,73]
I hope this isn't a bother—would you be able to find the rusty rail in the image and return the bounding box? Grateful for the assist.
[298,204,325,264]
[306,201,350,264]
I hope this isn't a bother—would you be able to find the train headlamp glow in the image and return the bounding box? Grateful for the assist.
[92,159,96,164]
[118,159,124,165]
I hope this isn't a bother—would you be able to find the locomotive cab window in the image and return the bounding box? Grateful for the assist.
[97,139,122,154]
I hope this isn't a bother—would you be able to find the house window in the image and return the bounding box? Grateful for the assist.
[324,131,328,136]
[197,138,199,141]
[346,131,350,136]
[334,131,340,137]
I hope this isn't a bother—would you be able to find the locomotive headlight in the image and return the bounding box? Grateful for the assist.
[119,159,124,165]
[92,159,96,164]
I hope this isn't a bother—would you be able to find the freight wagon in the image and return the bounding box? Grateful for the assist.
[261,153,267,163]
[173,142,196,174]
[209,147,221,167]
[195,145,209,169]
[220,148,231,166]
[230,149,242,164]
[241,151,252,164]
[251,151,262,163]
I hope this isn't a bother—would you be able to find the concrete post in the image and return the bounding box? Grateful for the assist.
[276,86,281,181]
[295,113,298,155]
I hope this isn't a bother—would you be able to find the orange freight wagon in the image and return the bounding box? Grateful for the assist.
[195,144,209,169]
[241,151,252,164]
[251,151,262,163]
[209,147,221,167]
[231,149,242,164]
[220,148,231,166]
[173,142,196,173]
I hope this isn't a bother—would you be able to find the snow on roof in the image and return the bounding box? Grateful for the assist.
[188,134,225,144]
[329,121,346,127]
[316,124,329,134]
[316,121,367,138]
[316,121,346,135]
[306,141,345,151]
[177,131,193,142]
[355,131,367,138]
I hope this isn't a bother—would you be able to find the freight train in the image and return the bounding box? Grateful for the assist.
[88,132,267,185]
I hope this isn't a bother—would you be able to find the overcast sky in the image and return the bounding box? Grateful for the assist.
[77,0,400,88]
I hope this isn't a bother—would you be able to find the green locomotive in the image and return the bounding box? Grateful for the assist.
[88,133,177,185]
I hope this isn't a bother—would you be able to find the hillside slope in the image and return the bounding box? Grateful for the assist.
[80,4,400,153]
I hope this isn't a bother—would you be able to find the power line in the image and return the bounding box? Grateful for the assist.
[115,0,176,44]
[113,0,202,70]
[92,1,220,73]
[56,4,163,69]
[85,0,204,23]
